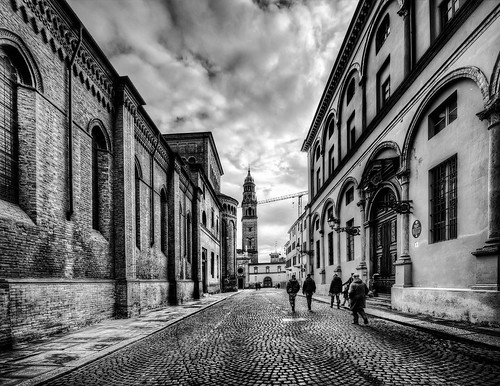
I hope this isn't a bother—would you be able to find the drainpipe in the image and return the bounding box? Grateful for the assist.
[66,25,82,220]
[150,133,161,246]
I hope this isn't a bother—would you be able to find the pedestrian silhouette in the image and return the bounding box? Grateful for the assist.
[329,273,343,309]
[302,273,316,311]
[286,275,300,312]
[342,273,354,307]
[348,273,369,325]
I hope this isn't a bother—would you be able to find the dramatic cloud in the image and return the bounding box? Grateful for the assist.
[67,0,356,256]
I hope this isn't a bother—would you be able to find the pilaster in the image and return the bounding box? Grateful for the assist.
[472,100,500,291]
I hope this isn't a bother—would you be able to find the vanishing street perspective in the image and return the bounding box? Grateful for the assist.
[1,0,500,385]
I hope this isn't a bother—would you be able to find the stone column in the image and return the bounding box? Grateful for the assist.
[394,171,412,288]
[356,195,368,282]
[472,101,500,290]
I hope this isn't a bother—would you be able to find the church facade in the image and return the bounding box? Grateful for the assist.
[302,0,500,325]
[0,0,237,347]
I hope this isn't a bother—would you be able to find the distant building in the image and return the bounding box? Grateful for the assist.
[248,252,287,288]
[285,212,309,285]
[302,0,499,325]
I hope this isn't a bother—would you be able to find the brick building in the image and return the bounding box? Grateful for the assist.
[0,0,237,347]
[301,0,499,325]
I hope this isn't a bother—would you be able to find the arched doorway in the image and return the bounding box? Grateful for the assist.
[370,188,397,294]
[263,277,273,288]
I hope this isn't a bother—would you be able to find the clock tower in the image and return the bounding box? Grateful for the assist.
[241,168,258,262]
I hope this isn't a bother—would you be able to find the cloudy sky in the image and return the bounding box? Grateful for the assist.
[66,0,357,257]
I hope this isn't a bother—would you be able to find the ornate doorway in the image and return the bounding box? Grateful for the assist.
[371,189,397,293]
[263,277,273,288]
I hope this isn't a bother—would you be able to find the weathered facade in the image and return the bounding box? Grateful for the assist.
[302,0,499,325]
[0,0,236,347]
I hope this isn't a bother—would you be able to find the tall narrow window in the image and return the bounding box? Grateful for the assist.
[346,78,355,105]
[346,219,354,261]
[211,252,215,277]
[430,155,457,243]
[314,144,321,161]
[376,14,390,53]
[0,53,18,204]
[329,147,335,175]
[316,168,321,192]
[346,187,354,205]
[316,240,320,268]
[328,115,335,138]
[135,161,142,249]
[160,189,167,254]
[328,231,334,266]
[347,112,355,151]
[429,91,457,139]
[440,0,460,29]
[377,58,391,110]
[91,127,107,230]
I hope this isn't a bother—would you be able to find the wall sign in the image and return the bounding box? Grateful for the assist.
[412,220,421,238]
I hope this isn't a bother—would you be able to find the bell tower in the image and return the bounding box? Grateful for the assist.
[241,168,258,262]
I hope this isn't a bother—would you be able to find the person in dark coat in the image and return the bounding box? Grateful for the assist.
[341,273,354,306]
[286,275,300,312]
[348,273,369,325]
[302,274,316,311]
[329,273,343,309]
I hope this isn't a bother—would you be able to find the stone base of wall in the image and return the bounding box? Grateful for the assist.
[392,287,500,327]
[0,279,115,348]
[176,280,199,304]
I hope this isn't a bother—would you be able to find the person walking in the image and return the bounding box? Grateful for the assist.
[341,273,354,307]
[302,273,316,311]
[348,273,369,325]
[286,275,300,312]
[329,273,343,309]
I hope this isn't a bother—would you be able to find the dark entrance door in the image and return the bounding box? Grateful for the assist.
[371,189,397,294]
[202,249,208,293]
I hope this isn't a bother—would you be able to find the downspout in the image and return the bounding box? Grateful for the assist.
[66,25,82,220]
[150,133,161,246]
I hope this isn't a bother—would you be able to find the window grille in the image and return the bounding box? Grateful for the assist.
[430,155,457,243]
[0,54,18,203]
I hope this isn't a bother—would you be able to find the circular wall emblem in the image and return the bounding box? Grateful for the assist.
[237,267,244,274]
[412,220,421,238]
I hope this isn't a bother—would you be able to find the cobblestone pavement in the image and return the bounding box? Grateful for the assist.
[43,289,500,386]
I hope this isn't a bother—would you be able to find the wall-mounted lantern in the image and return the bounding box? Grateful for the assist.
[327,215,361,236]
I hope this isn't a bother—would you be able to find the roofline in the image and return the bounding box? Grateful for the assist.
[301,0,373,152]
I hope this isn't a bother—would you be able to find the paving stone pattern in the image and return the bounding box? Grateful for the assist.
[44,290,500,386]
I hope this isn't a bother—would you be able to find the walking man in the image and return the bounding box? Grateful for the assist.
[348,273,369,325]
[286,275,300,312]
[329,273,343,309]
[302,273,316,311]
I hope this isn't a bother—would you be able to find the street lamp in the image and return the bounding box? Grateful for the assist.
[327,215,361,236]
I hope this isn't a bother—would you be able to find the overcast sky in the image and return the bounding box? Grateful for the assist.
[66,0,357,257]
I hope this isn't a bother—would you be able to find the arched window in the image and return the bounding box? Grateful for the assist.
[346,77,355,105]
[314,144,321,161]
[376,14,390,53]
[160,188,167,254]
[135,160,142,249]
[0,51,19,204]
[91,126,107,231]
[327,114,335,138]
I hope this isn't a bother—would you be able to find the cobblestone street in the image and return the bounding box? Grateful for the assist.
[43,289,500,386]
